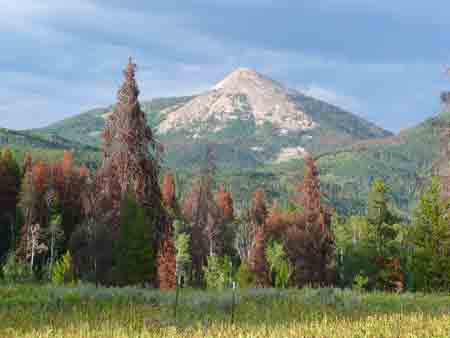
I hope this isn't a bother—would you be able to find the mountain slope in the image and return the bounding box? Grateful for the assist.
[2,86,443,215]
[30,97,193,147]
[0,127,100,167]
[0,127,98,152]
[35,69,392,169]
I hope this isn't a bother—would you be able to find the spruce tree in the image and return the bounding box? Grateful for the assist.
[94,58,165,285]
[98,58,164,236]
[364,179,403,290]
[289,154,335,287]
[248,189,270,286]
[181,147,219,286]
[0,149,21,261]
[115,193,155,286]
[297,153,322,226]
[409,178,450,291]
[157,224,177,290]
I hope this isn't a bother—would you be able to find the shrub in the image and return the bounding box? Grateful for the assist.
[51,251,75,285]
[1,251,31,283]
[266,240,293,288]
[175,233,191,286]
[203,255,232,290]
[352,273,369,291]
[236,261,257,288]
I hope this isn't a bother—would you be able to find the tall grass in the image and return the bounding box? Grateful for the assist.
[1,284,450,337]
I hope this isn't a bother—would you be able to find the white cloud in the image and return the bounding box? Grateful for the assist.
[0,0,445,131]
[300,85,363,112]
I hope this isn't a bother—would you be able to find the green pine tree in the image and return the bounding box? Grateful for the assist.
[115,193,156,286]
[408,178,450,291]
[333,180,404,290]
[367,179,400,255]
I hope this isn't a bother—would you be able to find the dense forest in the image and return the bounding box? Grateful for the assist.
[1,59,450,293]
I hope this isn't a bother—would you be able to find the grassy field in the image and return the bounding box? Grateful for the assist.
[1,285,450,338]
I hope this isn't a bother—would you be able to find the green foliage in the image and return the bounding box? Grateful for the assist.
[265,241,293,288]
[408,178,450,292]
[203,255,232,290]
[115,193,156,286]
[236,261,257,288]
[352,273,369,291]
[332,215,378,288]
[51,251,75,285]
[333,180,404,290]
[174,232,191,284]
[368,179,390,225]
[1,252,31,283]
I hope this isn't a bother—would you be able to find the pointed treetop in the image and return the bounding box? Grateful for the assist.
[117,57,139,105]
[125,57,136,80]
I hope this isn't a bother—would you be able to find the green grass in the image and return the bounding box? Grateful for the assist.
[1,284,450,337]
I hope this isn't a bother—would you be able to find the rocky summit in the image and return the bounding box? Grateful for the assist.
[159,68,315,137]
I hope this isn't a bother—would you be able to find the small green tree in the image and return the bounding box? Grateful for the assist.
[332,180,405,291]
[45,214,64,274]
[203,255,232,290]
[115,193,156,286]
[408,178,450,291]
[175,232,191,286]
[265,240,293,288]
[1,251,31,283]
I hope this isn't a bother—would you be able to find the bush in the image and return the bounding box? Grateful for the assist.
[1,252,31,283]
[236,261,257,288]
[175,233,191,285]
[266,240,293,288]
[352,273,369,291]
[203,255,232,290]
[51,251,75,285]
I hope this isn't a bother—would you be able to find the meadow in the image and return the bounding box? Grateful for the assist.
[1,285,450,338]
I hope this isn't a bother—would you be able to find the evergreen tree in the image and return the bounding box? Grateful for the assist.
[98,58,165,238]
[157,223,177,290]
[215,185,235,258]
[181,147,219,286]
[162,171,177,212]
[51,151,86,249]
[297,153,322,225]
[248,189,270,286]
[0,149,21,262]
[174,230,191,287]
[333,180,404,290]
[409,178,450,291]
[265,240,293,288]
[288,154,335,287]
[366,179,404,290]
[115,193,156,286]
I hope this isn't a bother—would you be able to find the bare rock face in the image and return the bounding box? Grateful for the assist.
[158,68,316,136]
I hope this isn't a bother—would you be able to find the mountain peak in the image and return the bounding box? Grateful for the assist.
[213,67,282,91]
[159,69,315,135]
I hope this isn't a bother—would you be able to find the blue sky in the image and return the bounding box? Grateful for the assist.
[0,0,449,131]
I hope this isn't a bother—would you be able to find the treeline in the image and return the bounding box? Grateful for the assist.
[0,145,335,289]
[1,59,449,292]
[334,177,450,292]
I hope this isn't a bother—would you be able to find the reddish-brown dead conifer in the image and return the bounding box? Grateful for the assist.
[157,224,177,290]
[97,58,164,235]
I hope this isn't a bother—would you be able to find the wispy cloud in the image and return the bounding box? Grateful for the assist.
[301,85,363,113]
[0,0,448,131]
